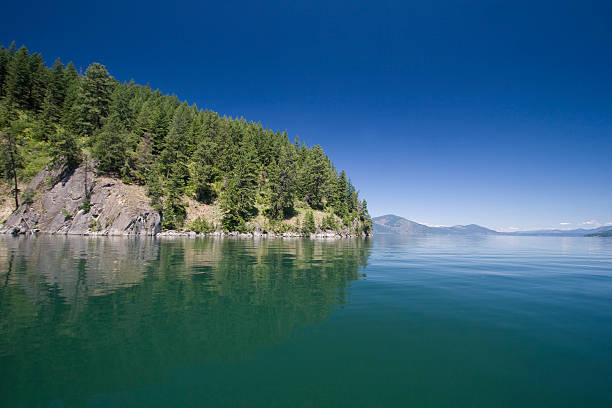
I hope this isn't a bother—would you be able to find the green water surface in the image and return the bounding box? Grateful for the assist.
[1,235,611,407]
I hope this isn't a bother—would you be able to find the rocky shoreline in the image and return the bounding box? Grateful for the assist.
[156,230,368,239]
[2,229,368,239]
[0,164,370,239]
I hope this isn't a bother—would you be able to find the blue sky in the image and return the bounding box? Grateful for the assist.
[2,0,611,231]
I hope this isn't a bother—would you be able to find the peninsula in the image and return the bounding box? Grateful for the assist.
[0,44,372,237]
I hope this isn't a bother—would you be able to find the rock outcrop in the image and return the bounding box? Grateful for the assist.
[1,164,161,236]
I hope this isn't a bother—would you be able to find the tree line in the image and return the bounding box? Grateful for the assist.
[0,43,372,234]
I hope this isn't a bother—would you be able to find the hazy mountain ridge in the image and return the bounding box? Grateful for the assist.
[373,215,499,235]
[373,215,612,237]
[509,225,612,237]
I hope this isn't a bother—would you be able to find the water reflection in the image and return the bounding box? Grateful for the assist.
[0,236,371,407]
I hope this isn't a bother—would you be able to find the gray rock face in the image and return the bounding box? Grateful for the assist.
[1,165,161,236]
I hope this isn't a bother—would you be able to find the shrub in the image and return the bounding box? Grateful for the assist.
[21,189,37,205]
[89,219,101,231]
[61,208,72,220]
[270,220,292,234]
[321,213,338,230]
[189,216,215,234]
[79,198,91,213]
[302,211,316,234]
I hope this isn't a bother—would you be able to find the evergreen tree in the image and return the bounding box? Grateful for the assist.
[303,210,316,234]
[124,131,154,185]
[0,109,25,209]
[109,83,135,130]
[266,144,296,220]
[220,137,258,231]
[160,103,193,172]
[360,199,373,235]
[4,46,31,109]
[49,128,81,168]
[0,129,22,209]
[0,46,10,97]
[36,59,66,140]
[61,62,80,128]
[301,145,330,209]
[27,52,46,112]
[0,45,372,234]
[93,112,127,174]
[7,41,16,57]
[190,137,218,203]
[74,62,114,139]
[161,162,188,230]
[331,169,349,219]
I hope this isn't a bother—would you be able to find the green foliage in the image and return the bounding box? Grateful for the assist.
[61,208,72,220]
[0,112,26,209]
[93,112,127,174]
[189,216,215,234]
[269,220,293,234]
[0,43,372,233]
[49,127,80,168]
[21,189,36,205]
[79,198,91,213]
[220,137,258,231]
[265,144,296,220]
[298,145,330,209]
[88,219,101,231]
[303,211,316,234]
[73,62,115,138]
[4,46,31,110]
[161,196,186,230]
[320,212,338,231]
[189,136,218,203]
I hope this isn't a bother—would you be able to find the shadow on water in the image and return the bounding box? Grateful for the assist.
[0,236,371,407]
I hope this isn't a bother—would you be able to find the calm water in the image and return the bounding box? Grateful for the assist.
[1,235,611,407]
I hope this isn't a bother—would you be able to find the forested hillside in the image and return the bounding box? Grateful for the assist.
[0,43,372,235]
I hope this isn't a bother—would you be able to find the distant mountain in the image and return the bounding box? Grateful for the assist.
[373,215,612,237]
[586,229,612,237]
[373,215,498,235]
[507,225,612,237]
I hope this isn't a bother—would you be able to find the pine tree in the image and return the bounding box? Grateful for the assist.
[0,46,10,97]
[331,169,349,219]
[4,46,31,109]
[0,130,22,209]
[0,109,25,210]
[36,59,67,141]
[159,103,193,192]
[303,210,316,234]
[301,145,330,209]
[124,131,154,185]
[160,103,193,169]
[190,137,218,203]
[49,128,81,168]
[7,42,16,57]
[220,137,258,231]
[74,62,114,139]
[266,144,296,220]
[61,62,80,128]
[0,45,372,234]
[109,83,135,129]
[93,112,127,174]
[27,52,46,112]
[360,199,373,235]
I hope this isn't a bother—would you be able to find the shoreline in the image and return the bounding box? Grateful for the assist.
[1,229,370,239]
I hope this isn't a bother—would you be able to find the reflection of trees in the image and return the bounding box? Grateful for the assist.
[0,237,371,407]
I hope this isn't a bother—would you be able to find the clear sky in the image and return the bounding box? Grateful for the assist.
[2,0,611,231]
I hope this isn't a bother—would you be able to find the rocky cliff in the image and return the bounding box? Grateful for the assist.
[0,164,161,236]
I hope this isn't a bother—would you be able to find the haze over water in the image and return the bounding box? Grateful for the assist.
[1,235,611,407]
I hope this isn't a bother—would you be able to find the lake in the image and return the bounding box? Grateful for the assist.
[1,235,611,407]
